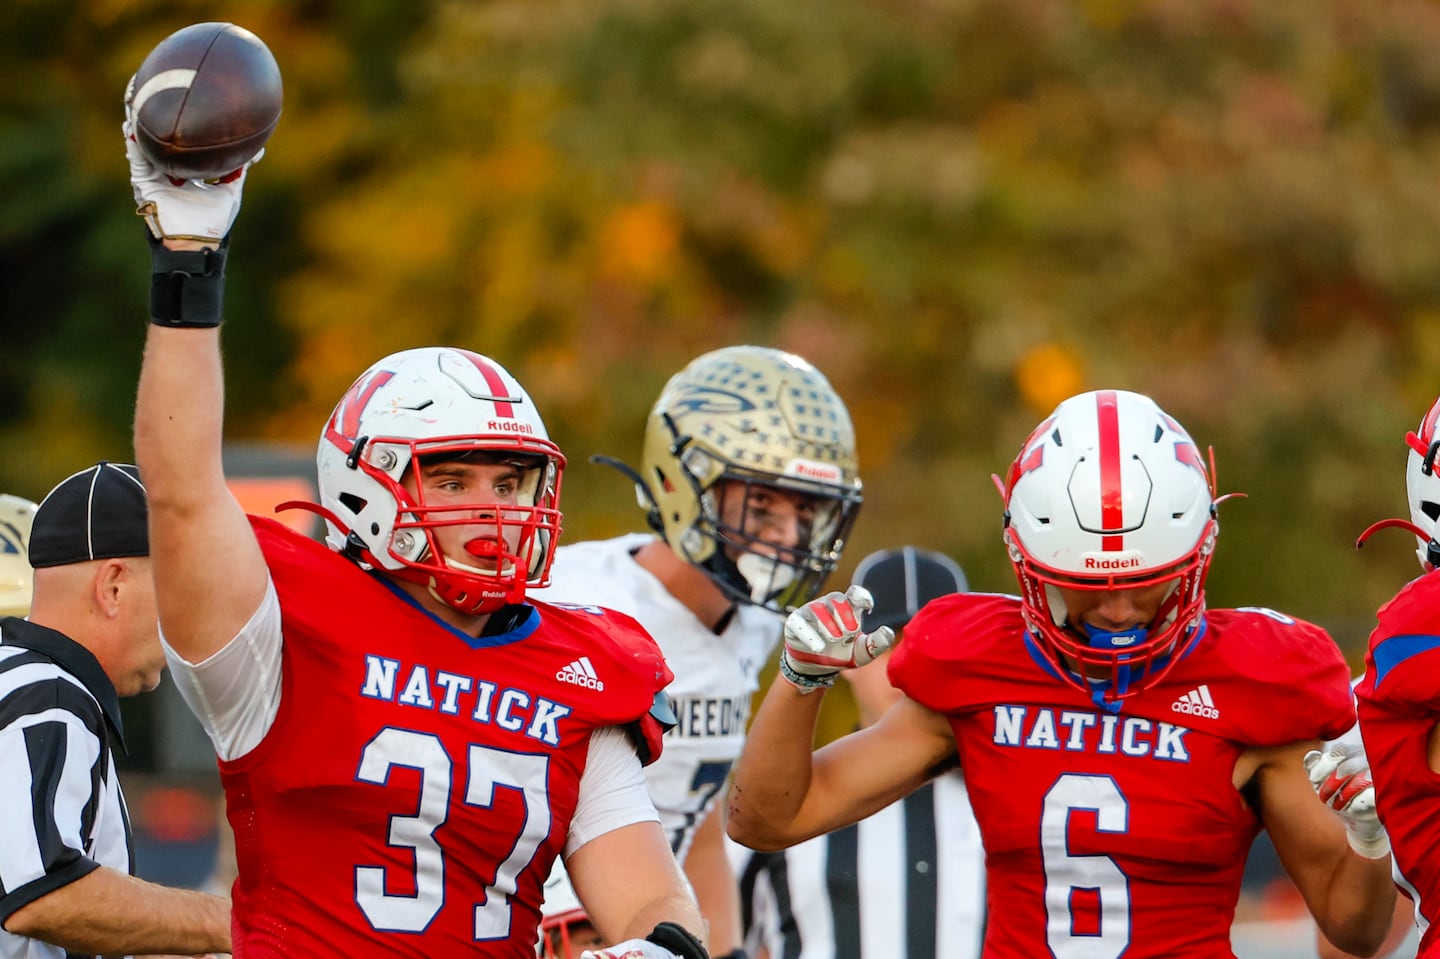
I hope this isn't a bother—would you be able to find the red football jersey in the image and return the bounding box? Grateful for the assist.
[1356,571,1440,956]
[221,519,673,957]
[889,593,1353,959]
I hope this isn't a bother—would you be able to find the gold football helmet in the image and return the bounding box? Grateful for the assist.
[619,346,863,613]
[0,494,37,617]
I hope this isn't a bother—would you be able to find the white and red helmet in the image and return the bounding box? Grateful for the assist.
[1403,395,1440,570]
[1353,395,1440,569]
[312,347,565,615]
[1000,389,1218,705]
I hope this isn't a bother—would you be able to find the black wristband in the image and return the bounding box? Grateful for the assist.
[148,232,228,328]
[647,921,709,959]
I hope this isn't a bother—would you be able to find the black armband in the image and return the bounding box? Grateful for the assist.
[647,921,709,959]
[148,232,228,328]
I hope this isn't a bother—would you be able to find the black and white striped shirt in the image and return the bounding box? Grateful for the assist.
[732,773,985,959]
[0,617,133,959]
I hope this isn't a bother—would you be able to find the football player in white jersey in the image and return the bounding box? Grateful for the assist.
[534,346,863,955]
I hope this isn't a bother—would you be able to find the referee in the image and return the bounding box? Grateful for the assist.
[732,548,985,959]
[0,462,230,957]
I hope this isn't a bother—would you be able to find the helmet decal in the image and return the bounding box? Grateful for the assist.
[325,369,395,456]
[670,386,757,416]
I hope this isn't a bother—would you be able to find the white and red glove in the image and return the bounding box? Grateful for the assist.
[580,941,685,959]
[124,74,257,243]
[580,922,709,959]
[780,585,897,693]
[1304,738,1390,859]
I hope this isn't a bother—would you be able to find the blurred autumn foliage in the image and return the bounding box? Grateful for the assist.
[5,0,1440,660]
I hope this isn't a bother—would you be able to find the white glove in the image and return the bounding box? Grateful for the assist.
[1304,740,1390,859]
[780,585,897,691]
[580,940,684,959]
[124,74,256,243]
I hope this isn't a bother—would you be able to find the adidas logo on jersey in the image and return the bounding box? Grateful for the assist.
[1171,684,1219,720]
[556,656,605,691]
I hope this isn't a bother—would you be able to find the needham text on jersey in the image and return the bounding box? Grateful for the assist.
[666,694,750,739]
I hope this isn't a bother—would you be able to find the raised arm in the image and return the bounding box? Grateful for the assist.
[1251,739,1395,957]
[728,676,955,849]
[126,107,269,664]
[727,588,957,850]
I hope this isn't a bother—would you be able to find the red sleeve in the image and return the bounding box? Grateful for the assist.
[888,592,1028,714]
[1167,609,1355,746]
[531,601,675,764]
[1359,574,1440,716]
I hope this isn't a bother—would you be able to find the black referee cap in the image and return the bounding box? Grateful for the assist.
[852,546,968,632]
[29,462,150,569]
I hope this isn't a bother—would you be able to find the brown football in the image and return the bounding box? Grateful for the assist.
[130,22,282,181]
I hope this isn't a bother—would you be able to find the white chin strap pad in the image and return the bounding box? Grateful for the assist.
[737,553,795,603]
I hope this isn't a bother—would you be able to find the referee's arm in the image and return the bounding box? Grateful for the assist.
[6,866,229,953]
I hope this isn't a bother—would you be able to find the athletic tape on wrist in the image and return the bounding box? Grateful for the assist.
[148,233,228,328]
[1348,828,1391,860]
[778,649,836,694]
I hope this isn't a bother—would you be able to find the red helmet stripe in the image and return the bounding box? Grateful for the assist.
[1096,390,1124,550]
[324,370,395,452]
[453,349,515,418]
[1423,396,1440,445]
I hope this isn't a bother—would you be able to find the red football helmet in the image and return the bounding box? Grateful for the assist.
[308,347,565,615]
[1000,390,1218,706]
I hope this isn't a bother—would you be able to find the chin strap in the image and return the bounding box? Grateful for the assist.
[1077,623,1146,710]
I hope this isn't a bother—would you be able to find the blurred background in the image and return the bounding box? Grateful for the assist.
[4,0,1436,953]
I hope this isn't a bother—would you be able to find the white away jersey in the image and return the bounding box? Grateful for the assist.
[533,533,782,858]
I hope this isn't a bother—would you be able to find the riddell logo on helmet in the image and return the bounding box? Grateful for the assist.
[488,420,534,434]
[785,459,842,482]
[1082,553,1143,571]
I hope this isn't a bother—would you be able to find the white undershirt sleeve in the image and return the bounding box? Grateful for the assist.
[161,577,284,762]
[564,725,660,858]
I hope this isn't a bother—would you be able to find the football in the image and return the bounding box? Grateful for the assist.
[130,22,282,181]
